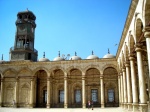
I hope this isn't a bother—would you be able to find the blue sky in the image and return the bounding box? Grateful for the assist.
[0,0,131,61]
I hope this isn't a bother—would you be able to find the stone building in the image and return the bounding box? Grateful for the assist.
[0,0,150,112]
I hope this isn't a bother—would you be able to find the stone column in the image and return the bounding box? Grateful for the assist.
[118,74,121,107]
[64,72,68,108]
[122,68,127,109]
[14,78,19,108]
[0,78,3,107]
[29,78,34,108]
[100,76,105,108]
[135,43,148,111]
[129,55,139,111]
[125,61,132,110]
[82,72,86,108]
[144,26,150,110]
[120,72,124,107]
[47,77,51,108]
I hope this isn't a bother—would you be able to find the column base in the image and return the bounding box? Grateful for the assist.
[127,103,132,110]
[124,103,128,109]
[28,104,34,108]
[132,103,139,112]
[0,103,2,107]
[121,103,124,108]
[139,103,148,112]
[64,103,68,108]
[101,103,105,108]
[82,103,86,108]
[46,103,50,108]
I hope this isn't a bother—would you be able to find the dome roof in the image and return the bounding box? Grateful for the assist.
[39,58,50,62]
[53,56,64,61]
[0,60,5,64]
[70,52,81,60]
[70,56,81,60]
[103,49,115,58]
[103,54,115,58]
[53,51,65,61]
[86,51,99,59]
[38,52,50,62]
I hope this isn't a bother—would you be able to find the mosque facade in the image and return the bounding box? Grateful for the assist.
[0,0,150,111]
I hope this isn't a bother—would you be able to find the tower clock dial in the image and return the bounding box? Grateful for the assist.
[18,25,26,32]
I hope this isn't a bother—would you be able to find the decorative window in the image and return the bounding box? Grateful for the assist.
[91,89,98,102]
[108,89,114,102]
[43,90,47,103]
[59,90,64,103]
[75,89,81,103]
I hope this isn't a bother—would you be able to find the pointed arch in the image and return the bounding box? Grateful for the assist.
[3,68,17,78]
[124,44,130,61]
[143,0,150,26]
[66,66,83,74]
[102,64,118,74]
[129,34,136,53]
[84,64,100,74]
[33,67,49,77]
[18,67,32,77]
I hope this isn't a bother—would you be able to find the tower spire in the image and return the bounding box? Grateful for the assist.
[58,51,60,57]
[75,51,77,56]
[43,52,45,58]
[1,54,3,60]
[108,48,110,54]
[92,50,94,55]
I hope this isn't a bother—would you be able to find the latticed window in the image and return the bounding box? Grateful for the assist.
[75,89,81,103]
[91,89,98,102]
[108,89,114,102]
[59,90,64,103]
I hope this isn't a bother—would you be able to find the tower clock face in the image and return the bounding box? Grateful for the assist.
[18,25,26,32]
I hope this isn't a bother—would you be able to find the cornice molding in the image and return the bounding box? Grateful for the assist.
[116,0,139,59]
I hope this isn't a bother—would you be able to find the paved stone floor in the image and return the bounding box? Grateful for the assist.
[0,107,129,112]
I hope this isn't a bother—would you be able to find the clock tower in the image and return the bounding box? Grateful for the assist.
[10,10,38,61]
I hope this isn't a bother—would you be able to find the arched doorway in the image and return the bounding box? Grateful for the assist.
[103,67,119,107]
[35,70,47,108]
[85,68,100,107]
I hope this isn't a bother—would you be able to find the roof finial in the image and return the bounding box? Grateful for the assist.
[92,50,94,55]
[75,51,77,56]
[108,48,110,54]
[43,52,45,58]
[58,51,60,57]
[1,54,3,60]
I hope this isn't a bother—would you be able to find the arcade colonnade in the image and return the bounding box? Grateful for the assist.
[117,0,150,111]
[0,61,118,108]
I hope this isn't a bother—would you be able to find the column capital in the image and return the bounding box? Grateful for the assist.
[135,42,143,52]
[129,54,136,61]
[125,61,130,67]
[122,68,126,72]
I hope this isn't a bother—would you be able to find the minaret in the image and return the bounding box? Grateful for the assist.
[10,10,38,61]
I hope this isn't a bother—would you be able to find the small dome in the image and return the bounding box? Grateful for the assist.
[39,58,50,62]
[0,60,5,64]
[39,52,50,62]
[103,54,115,58]
[70,52,81,60]
[87,55,99,59]
[53,56,64,61]
[53,51,65,61]
[86,51,99,59]
[70,56,81,60]
[103,49,115,58]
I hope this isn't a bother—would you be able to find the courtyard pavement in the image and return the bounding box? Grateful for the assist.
[0,107,130,112]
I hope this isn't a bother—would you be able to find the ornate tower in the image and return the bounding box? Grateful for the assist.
[10,10,38,61]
